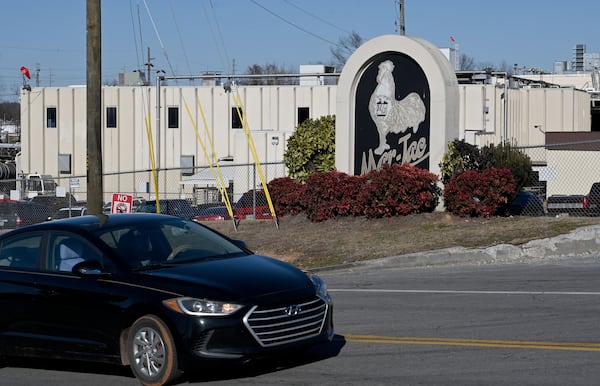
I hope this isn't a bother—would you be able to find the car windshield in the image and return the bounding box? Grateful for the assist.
[95,217,247,270]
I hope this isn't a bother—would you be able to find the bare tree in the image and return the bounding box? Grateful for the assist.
[459,54,476,71]
[497,61,515,75]
[240,62,296,85]
[330,31,363,69]
[0,102,20,122]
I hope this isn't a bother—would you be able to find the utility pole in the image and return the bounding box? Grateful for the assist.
[397,0,406,35]
[145,47,154,86]
[35,63,40,87]
[86,0,103,214]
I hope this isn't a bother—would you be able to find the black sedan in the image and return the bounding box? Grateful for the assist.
[0,214,334,385]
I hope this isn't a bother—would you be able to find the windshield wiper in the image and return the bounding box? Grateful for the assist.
[133,262,178,271]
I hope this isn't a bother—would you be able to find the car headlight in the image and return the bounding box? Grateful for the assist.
[308,273,330,300]
[163,297,242,316]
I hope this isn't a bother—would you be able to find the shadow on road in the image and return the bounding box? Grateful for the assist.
[1,356,134,378]
[183,335,347,383]
[0,335,346,384]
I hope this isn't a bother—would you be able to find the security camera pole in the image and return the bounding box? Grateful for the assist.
[86,0,103,215]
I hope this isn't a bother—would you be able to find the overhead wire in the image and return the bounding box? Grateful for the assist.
[128,0,143,72]
[168,0,193,78]
[142,0,177,79]
[130,0,160,208]
[231,88,278,228]
[283,0,351,35]
[182,99,237,229]
[141,0,236,225]
[201,0,232,73]
[249,0,353,55]
[133,1,288,227]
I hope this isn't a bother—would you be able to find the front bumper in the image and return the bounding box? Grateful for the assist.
[180,295,334,360]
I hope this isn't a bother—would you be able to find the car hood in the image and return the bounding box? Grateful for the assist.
[141,254,315,303]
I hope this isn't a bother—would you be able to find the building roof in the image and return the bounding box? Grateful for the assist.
[546,132,600,151]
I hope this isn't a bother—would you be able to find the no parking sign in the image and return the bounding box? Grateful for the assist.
[111,193,133,214]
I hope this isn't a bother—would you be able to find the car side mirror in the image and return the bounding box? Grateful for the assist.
[232,239,249,250]
[73,260,105,275]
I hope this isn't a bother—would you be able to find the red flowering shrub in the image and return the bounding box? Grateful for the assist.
[443,168,516,217]
[267,177,306,216]
[303,171,364,222]
[269,165,445,222]
[357,164,441,219]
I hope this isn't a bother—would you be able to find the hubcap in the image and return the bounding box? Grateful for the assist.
[132,327,166,377]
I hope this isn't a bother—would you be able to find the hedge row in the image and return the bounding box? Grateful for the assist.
[268,164,517,222]
[268,164,440,222]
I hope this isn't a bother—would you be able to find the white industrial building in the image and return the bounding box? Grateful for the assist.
[17,67,599,204]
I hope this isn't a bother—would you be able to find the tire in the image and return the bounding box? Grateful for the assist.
[127,315,181,386]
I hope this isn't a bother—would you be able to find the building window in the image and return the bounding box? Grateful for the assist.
[168,107,179,128]
[47,107,57,128]
[180,155,194,176]
[106,107,117,128]
[58,154,72,174]
[232,107,243,129]
[298,107,310,126]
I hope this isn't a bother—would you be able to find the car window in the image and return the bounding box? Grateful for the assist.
[0,232,43,269]
[236,191,267,207]
[159,220,244,261]
[114,227,165,267]
[137,203,157,213]
[47,232,105,273]
[95,218,246,269]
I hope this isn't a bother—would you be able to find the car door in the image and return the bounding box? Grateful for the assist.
[0,231,127,358]
[0,231,46,352]
[29,231,127,357]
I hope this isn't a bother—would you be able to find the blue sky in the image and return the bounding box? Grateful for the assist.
[1,0,598,101]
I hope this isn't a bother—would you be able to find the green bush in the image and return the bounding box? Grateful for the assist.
[440,139,532,194]
[480,142,532,193]
[439,139,482,184]
[284,115,335,182]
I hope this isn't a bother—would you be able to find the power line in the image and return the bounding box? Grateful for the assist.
[249,0,345,52]
[283,0,351,35]
[168,0,193,76]
[201,0,231,73]
[142,0,176,77]
[128,0,144,74]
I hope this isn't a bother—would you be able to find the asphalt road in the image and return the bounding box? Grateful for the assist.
[2,256,600,385]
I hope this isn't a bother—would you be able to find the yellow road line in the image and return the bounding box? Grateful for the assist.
[343,334,600,352]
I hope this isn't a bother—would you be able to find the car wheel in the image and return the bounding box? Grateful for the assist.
[127,315,181,386]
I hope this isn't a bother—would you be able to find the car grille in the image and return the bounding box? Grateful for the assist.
[243,297,328,347]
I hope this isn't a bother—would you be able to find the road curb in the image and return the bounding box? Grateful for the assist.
[314,224,600,272]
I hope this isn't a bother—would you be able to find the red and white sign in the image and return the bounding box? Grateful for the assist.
[111,193,133,214]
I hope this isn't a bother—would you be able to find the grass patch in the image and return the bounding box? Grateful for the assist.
[204,213,600,269]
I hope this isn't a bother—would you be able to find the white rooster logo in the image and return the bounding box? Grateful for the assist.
[368,60,426,155]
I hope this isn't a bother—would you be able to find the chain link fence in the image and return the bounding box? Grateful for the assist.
[0,162,287,229]
[2,139,600,229]
[515,138,600,217]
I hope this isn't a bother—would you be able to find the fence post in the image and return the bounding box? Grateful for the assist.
[252,163,257,218]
